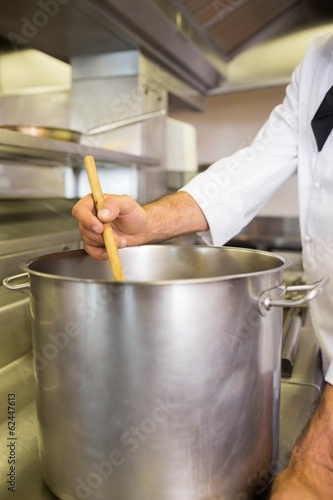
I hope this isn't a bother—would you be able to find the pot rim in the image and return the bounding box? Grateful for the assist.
[20,246,291,285]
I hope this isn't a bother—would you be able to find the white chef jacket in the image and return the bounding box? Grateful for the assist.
[181,32,333,384]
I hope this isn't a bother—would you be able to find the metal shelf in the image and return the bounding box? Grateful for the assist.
[0,129,159,168]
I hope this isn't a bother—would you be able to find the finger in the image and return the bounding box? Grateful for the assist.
[72,195,104,233]
[82,228,126,250]
[79,223,105,245]
[83,244,109,261]
[97,194,136,222]
[82,235,105,248]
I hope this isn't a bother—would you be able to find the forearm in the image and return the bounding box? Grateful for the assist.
[291,383,333,468]
[142,191,208,243]
[271,383,333,498]
[72,190,209,257]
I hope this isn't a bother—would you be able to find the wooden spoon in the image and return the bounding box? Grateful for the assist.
[84,155,125,281]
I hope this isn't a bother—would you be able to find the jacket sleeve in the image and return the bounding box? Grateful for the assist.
[179,65,301,246]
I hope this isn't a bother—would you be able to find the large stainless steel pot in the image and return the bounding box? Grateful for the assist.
[3,246,325,500]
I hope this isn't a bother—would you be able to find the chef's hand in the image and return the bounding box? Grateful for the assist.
[72,191,208,260]
[72,194,148,260]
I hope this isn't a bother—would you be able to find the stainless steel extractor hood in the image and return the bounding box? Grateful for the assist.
[0,0,331,94]
[0,0,222,93]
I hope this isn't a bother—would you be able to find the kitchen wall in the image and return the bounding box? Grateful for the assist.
[170,85,299,217]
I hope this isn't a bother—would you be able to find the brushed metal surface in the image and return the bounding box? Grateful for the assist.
[226,216,302,251]
[0,129,159,168]
[0,287,31,369]
[0,198,79,254]
[0,354,57,500]
[11,245,287,500]
[0,198,81,282]
[281,308,302,378]
[0,110,167,144]
[0,324,323,500]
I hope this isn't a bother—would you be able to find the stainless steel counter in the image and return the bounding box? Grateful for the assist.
[0,314,323,500]
[0,354,57,500]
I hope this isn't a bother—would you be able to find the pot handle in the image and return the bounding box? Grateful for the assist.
[3,273,30,291]
[258,277,328,315]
